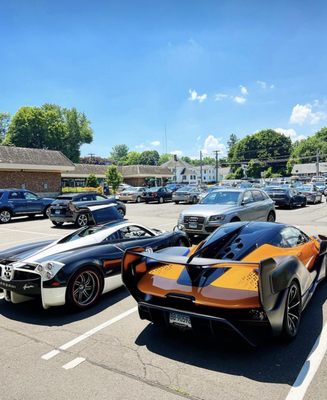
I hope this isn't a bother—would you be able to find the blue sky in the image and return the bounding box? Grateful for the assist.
[1,0,327,158]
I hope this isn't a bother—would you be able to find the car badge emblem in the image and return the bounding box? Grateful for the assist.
[145,247,153,253]
[2,265,14,281]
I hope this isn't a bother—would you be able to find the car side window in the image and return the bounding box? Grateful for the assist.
[252,190,264,202]
[9,191,24,199]
[23,192,38,200]
[119,225,153,240]
[104,230,122,242]
[243,191,254,204]
[96,195,106,201]
[280,227,309,248]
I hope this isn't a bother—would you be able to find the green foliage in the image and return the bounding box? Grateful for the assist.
[62,186,103,194]
[139,150,160,165]
[125,151,141,165]
[234,167,244,179]
[105,165,122,193]
[110,144,129,164]
[80,155,109,165]
[85,174,99,187]
[0,112,10,141]
[246,160,265,178]
[262,167,273,178]
[227,133,238,149]
[158,153,172,165]
[181,156,192,164]
[4,104,93,162]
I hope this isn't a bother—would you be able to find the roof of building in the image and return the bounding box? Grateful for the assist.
[119,165,173,178]
[62,163,108,177]
[292,163,327,175]
[0,145,75,172]
[161,158,193,170]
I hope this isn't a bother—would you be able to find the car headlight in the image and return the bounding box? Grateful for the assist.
[38,261,65,281]
[209,215,225,222]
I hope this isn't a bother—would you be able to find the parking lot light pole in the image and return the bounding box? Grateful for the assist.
[213,150,220,184]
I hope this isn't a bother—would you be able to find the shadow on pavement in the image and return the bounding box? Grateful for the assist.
[0,286,129,326]
[135,280,327,385]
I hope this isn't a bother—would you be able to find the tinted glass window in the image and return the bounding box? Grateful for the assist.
[0,192,3,199]
[243,191,254,204]
[24,192,38,200]
[9,191,24,199]
[280,227,309,248]
[95,195,107,201]
[104,230,122,242]
[252,190,264,201]
[201,191,240,205]
[119,225,153,240]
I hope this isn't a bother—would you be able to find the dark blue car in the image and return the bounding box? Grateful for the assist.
[0,189,54,223]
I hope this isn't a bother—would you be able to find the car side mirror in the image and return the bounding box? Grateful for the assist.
[241,200,245,206]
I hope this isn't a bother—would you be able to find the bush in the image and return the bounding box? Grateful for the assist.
[86,174,99,187]
[62,186,103,194]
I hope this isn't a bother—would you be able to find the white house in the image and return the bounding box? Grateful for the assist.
[161,158,198,183]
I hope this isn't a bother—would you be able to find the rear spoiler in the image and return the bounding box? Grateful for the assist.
[122,248,313,337]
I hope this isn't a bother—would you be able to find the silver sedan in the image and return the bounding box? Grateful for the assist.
[118,187,146,203]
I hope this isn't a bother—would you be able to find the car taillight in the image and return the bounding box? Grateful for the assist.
[152,193,157,197]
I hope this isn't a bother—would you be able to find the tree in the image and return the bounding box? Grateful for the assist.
[139,150,160,165]
[234,167,244,179]
[80,155,109,165]
[105,165,122,193]
[4,104,93,162]
[227,133,238,149]
[229,129,292,176]
[110,144,129,165]
[125,151,141,165]
[86,174,99,187]
[158,153,172,165]
[0,112,10,141]
[181,156,192,164]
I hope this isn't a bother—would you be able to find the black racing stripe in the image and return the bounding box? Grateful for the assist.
[177,267,229,287]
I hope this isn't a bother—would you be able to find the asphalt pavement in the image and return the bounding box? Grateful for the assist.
[0,201,327,400]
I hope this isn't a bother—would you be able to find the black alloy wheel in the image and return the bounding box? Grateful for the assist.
[66,267,103,309]
[282,281,302,340]
[0,209,12,223]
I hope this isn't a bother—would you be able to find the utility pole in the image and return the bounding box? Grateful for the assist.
[213,150,220,184]
[200,151,203,184]
[316,149,320,179]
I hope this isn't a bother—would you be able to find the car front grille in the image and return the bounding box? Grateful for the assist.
[183,215,205,231]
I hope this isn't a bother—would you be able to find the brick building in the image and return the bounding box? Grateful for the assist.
[0,146,75,196]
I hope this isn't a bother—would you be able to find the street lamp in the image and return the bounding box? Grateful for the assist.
[213,150,221,184]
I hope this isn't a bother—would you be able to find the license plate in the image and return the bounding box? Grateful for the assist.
[169,312,192,329]
[55,210,61,214]
[189,222,198,229]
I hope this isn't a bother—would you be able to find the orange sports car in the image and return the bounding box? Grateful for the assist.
[122,222,327,345]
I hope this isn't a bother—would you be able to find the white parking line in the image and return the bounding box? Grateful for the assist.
[285,322,327,400]
[41,306,137,360]
[0,227,62,237]
[62,357,86,370]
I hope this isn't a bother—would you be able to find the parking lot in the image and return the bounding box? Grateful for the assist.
[1,201,327,400]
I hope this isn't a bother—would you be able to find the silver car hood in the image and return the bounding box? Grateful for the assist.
[180,204,239,216]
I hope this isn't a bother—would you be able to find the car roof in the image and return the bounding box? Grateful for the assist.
[57,192,98,198]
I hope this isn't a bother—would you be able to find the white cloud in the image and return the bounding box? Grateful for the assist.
[150,140,160,147]
[170,150,183,157]
[289,103,327,125]
[188,89,207,103]
[135,143,146,150]
[257,80,274,90]
[275,128,306,142]
[240,85,248,95]
[233,96,246,104]
[214,93,228,101]
[201,135,227,156]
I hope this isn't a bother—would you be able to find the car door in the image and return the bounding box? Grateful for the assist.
[8,191,26,214]
[116,225,168,252]
[23,191,44,213]
[239,190,258,220]
[252,190,267,220]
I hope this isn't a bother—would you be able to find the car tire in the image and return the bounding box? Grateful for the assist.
[117,208,125,217]
[289,200,294,209]
[0,209,12,224]
[281,281,302,341]
[174,201,180,204]
[52,221,63,227]
[43,206,51,218]
[66,266,103,310]
[267,211,276,222]
[75,213,89,227]
[136,196,141,203]
[301,199,307,207]
[158,197,164,204]
[192,196,197,204]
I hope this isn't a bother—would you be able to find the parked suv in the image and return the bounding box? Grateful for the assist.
[49,192,126,227]
[178,188,275,240]
[0,189,54,223]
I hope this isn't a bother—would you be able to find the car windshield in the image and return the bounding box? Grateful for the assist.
[300,185,313,191]
[266,188,287,193]
[125,187,140,192]
[147,187,161,192]
[200,191,241,205]
[176,186,191,192]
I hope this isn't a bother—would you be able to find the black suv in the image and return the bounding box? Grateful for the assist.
[0,189,53,223]
[49,192,126,227]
